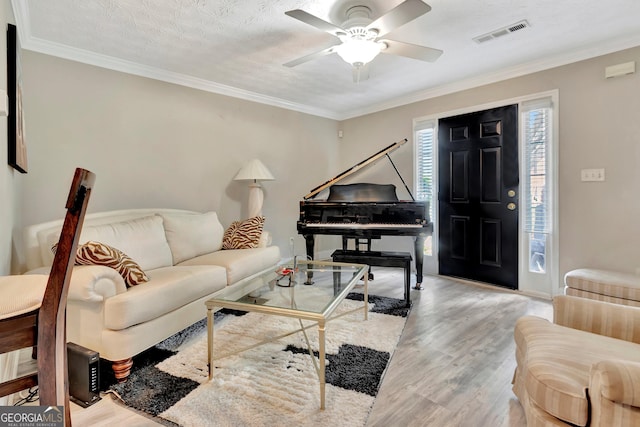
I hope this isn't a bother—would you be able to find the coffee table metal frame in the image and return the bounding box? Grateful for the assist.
[205,260,368,410]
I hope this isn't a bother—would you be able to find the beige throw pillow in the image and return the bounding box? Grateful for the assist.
[222,216,265,249]
[160,212,224,264]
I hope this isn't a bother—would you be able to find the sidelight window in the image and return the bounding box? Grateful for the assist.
[415,121,435,256]
[522,98,552,273]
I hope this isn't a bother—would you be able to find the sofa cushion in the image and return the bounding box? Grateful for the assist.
[75,241,148,287]
[159,211,224,264]
[103,265,227,330]
[222,216,265,249]
[78,215,173,271]
[515,315,640,426]
[177,245,280,285]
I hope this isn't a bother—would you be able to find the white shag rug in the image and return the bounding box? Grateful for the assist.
[112,294,409,427]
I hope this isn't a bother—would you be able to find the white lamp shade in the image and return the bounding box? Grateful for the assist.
[233,159,275,181]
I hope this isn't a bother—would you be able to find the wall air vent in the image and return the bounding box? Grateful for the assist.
[473,20,530,44]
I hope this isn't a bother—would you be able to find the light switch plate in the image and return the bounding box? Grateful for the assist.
[581,168,605,182]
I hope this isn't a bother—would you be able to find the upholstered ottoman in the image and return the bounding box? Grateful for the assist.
[564,268,640,307]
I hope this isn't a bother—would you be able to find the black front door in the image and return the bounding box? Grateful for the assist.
[438,105,519,289]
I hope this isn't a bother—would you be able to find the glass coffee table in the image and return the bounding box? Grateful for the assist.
[205,259,368,409]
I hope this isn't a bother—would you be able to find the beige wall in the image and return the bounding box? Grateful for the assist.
[16,52,339,271]
[9,41,640,290]
[339,45,640,291]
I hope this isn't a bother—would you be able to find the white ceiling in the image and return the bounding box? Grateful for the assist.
[12,0,640,120]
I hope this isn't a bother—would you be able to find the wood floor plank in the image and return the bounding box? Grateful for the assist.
[365,269,551,427]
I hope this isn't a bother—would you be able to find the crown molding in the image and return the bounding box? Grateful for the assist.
[22,37,343,120]
[11,1,340,120]
[341,35,640,120]
[12,0,640,122]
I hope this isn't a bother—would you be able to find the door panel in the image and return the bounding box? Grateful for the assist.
[481,147,501,202]
[480,218,501,266]
[438,105,518,289]
[450,216,469,260]
[451,151,469,201]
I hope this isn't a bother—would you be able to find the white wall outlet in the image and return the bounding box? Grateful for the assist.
[581,168,605,182]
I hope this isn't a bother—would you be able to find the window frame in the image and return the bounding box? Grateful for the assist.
[413,90,559,296]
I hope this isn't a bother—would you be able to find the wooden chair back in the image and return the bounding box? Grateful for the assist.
[0,168,95,426]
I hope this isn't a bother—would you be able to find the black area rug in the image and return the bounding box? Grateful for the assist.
[102,294,410,426]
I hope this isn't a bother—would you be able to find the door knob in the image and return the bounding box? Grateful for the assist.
[508,190,516,197]
[507,202,516,210]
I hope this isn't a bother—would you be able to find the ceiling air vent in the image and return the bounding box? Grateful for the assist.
[473,20,530,44]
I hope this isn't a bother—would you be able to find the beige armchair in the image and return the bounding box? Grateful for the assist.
[513,295,640,426]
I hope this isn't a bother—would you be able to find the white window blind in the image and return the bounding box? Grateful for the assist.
[522,98,552,234]
[415,122,435,223]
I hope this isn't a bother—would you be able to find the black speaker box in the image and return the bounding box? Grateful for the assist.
[67,342,101,407]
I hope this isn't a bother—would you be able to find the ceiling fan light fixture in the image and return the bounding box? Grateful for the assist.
[335,39,383,67]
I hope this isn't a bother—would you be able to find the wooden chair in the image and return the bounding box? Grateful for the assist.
[0,168,95,426]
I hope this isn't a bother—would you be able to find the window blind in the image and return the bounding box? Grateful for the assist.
[415,122,435,222]
[523,98,552,234]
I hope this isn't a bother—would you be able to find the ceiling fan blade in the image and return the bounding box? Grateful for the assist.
[284,45,337,67]
[381,39,443,62]
[367,0,432,38]
[285,9,345,37]
[352,64,370,83]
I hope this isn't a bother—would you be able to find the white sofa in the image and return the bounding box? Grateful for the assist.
[23,208,281,381]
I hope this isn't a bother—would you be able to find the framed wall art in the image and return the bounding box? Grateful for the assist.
[7,23,27,173]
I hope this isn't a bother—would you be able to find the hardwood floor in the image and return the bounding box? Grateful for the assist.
[365,271,551,427]
[66,269,552,426]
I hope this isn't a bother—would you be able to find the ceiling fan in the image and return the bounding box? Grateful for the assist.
[283,0,443,81]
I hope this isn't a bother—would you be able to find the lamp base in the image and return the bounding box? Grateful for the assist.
[247,182,263,218]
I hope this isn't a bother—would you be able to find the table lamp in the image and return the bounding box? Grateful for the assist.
[233,159,275,217]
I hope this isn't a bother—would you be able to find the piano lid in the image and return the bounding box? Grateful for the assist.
[304,138,409,200]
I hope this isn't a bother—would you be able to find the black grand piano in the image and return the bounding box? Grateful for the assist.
[297,138,432,288]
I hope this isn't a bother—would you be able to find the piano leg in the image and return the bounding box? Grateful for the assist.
[414,235,425,290]
[303,234,315,285]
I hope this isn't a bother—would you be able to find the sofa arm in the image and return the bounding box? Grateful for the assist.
[553,295,640,344]
[590,360,640,426]
[68,265,128,301]
[26,264,127,302]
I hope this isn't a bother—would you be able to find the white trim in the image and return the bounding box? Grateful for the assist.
[11,1,340,121]
[340,36,640,119]
[412,121,438,275]
[21,37,343,120]
[413,90,560,297]
[517,90,560,298]
[0,352,20,405]
[12,0,640,121]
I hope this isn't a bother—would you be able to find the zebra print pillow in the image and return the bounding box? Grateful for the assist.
[75,241,149,287]
[52,241,148,287]
[222,216,265,250]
